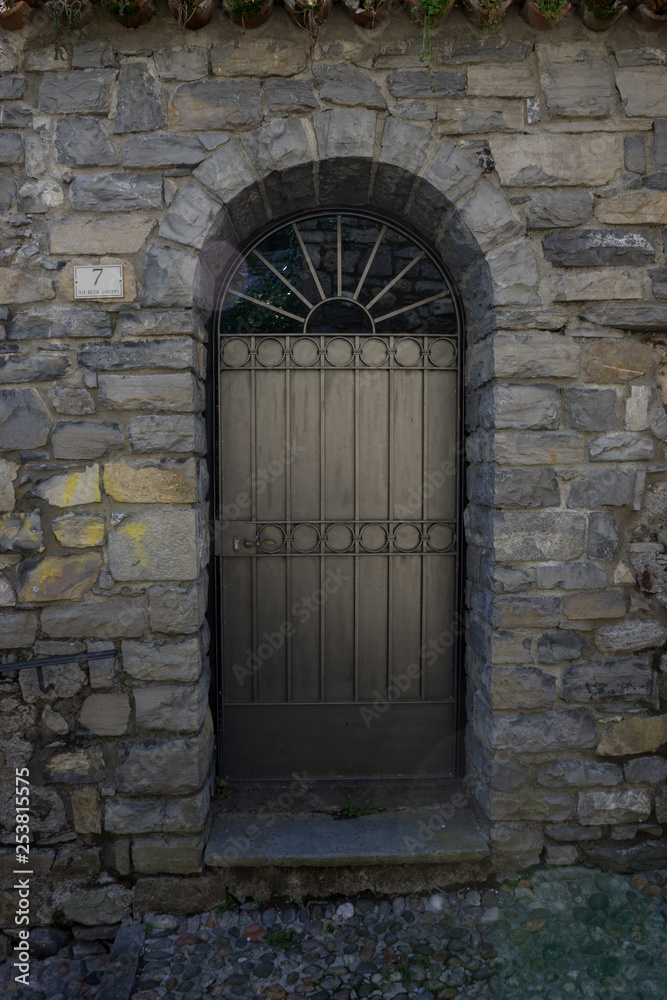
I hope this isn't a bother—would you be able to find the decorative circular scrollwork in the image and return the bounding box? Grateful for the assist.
[290,523,320,553]
[427,522,455,553]
[360,338,389,367]
[395,338,423,367]
[325,338,355,367]
[360,523,388,552]
[325,522,355,552]
[221,338,250,367]
[291,338,320,367]
[256,338,285,367]
[428,339,457,369]
[394,523,422,552]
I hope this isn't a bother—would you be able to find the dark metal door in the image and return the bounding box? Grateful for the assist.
[215,213,463,779]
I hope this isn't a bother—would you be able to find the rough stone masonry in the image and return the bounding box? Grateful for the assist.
[0,2,667,928]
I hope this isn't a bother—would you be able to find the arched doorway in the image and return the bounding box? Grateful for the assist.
[212,210,465,780]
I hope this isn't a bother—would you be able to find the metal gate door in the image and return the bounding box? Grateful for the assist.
[214,212,463,779]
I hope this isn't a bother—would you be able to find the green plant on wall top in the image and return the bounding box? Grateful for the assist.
[409,0,455,93]
[46,0,92,31]
[582,0,620,16]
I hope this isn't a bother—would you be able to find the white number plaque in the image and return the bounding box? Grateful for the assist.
[74,264,124,299]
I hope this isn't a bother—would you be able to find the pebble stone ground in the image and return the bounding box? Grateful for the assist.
[2,866,667,1000]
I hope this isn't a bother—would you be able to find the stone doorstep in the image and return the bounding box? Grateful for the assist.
[95,923,144,1000]
[205,806,489,869]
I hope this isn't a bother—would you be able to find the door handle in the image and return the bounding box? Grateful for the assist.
[243,538,276,548]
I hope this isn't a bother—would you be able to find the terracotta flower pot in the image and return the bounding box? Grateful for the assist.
[520,0,570,25]
[51,0,93,27]
[223,0,274,25]
[168,0,214,28]
[342,0,390,27]
[461,0,512,27]
[0,0,33,27]
[631,0,667,27]
[284,0,332,27]
[108,0,155,26]
[575,0,626,27]
[407,0,455,24]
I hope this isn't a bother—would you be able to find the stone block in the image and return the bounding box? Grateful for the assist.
[467,61,536,98]
[52,421,123,460]
[0,459,17,512]
[0,268,54,305]
[0,172,16,211]
[141,244,198,309]
[108,508,201,582]
[489,595,561,628]
[117,717,213,795]
[656,787,667,823]
[28,465,101,507]
[650,268,667,300]
[480,384,560,430]
[527,190,594,229]
[0,574,14,606]
[485,706,597,752]
[116,310,202,339]
[132,836,204,875]
[536,562,606,591]
[51,847,101,879]
[436,98,523,134]
[41,601,145,638]
[457,182,524,252]
[577,788,651,826]
[0,104,31,128]
[624,757,667,783]
[597,619,667,652]
[128,415,205,455]
[487,241,540,307]
[597,714,667,755]
[475,467,559,509]
[537,44,616,117]
[586,340,656,383]
[562,590,626,620]
[43,748,104,784]
[488,823,544,866]
[588,433,653,462]
[98,373,203,412]
[542,228,654,267]
[545,844,578,865]
[158,183,221,249]
[0,611,37,648]
[439,37,532,63]
[60,887,133,927]
[0,133,22,164]
[72,41,115,69]
[9,305,113,340]
[536,631,588,664]
[313,64,386,109]
[49,216,155,255]
[242,119,312,185]
[387,70,464,99]
[210,38,307,77]
[79,694,130,736]
[561,657,652,704]
[422,139,483,204]
[489,134,620,187]
[488,666,557,709]
[494,432,584,466]
[169,81,263,131]
[148,582,206,634]
[193,140,256,206]
[103,458,197,504]
[595,191,667,225]
[493,332,580,379]
[39,71,115,113]
[114,64,164,134]
[0,510,42,552]
[567,470,630,509]
[134,671,209,734]
[624,134,646,174]
[17,552,101,603]
[0,353,69,384]
[0,387,50,449]
[122,637,201,682]
[105,786,209,835]
[154,46,208,81]
[71,173,163,213]
[564,388,618,432]
[480,786,571,823]
[537,759,622,787]
[546,824,603,841]
[52,512,105,548]
[19,660,85,702]
[616,68,667,117]
[17,178,65,214]
[122,133,206,168]
[552,270,643,302]
[55,117,116,166]
[494,511,587,561]
[265,78,317,112]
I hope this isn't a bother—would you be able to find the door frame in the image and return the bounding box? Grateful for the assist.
[206,207,468,781]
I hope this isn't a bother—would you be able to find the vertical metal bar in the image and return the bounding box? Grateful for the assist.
[336,214,342,298]
[420,348,428,701]
[387,353,393,695]
[293,223,326,301]
[250,348,258,702]
[320,334,326,702]
[353,224,386,301]
[286,346,292,704]
[354,346,359,701]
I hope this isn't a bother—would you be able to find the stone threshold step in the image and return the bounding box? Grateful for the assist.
[205,807,489,868]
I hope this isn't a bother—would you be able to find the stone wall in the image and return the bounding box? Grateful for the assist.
[0,4,667,924]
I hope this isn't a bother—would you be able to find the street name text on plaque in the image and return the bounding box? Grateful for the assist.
[73,265,124,299]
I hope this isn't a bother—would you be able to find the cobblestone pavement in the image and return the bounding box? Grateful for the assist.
[2,866,667,1000]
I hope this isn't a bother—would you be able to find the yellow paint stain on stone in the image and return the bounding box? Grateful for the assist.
[118,520,149,569]
[32,464,101,508]
[17,553,102,603]
[52,513,105,548]
[103,460,196,504]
